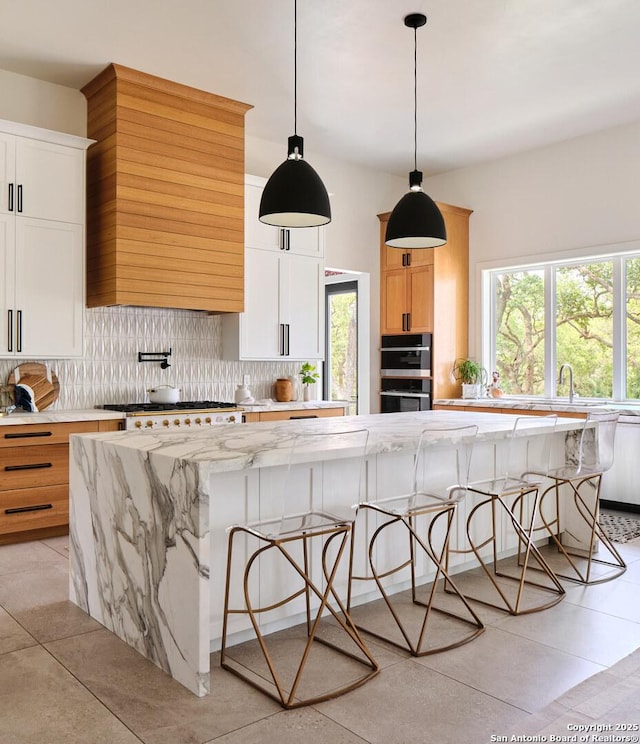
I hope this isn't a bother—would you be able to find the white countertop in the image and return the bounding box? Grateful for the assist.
[69,409,583,475]
[434,397,640,423]
[0,408,125,426]
[239,400,347,412]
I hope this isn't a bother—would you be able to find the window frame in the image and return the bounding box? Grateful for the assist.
[483,249,640,402]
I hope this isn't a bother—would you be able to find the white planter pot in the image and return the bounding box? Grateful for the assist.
[461,383,482,400]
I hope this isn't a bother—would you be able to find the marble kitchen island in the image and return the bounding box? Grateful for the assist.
[68,410,585,696]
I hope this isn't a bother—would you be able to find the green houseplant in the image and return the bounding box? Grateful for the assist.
[452,358,487,399]
[299,362,320,401]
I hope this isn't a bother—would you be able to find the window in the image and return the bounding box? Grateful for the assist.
[488,254,638,401]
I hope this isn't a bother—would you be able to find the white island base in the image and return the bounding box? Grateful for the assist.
[68,411,586,696]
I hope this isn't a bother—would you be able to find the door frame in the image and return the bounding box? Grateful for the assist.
[324,270,370,414]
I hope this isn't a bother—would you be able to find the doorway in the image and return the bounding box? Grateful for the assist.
[324,272,370,415]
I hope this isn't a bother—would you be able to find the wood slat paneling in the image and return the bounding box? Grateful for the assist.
[83,63,251,312]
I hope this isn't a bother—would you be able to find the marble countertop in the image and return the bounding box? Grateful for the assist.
[434,397,640,423]
[0,408,125,426]
[239,400,348,412]
[69,409,583,475]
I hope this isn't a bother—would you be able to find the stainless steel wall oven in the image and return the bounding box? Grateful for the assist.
[380,333,432,413]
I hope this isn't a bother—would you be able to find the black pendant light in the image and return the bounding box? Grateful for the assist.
[385,13,446,249]
[259,0,331,228]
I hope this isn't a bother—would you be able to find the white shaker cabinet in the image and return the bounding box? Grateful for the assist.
[244,175,324,257]
[0,120,91,359]
[222,175,325,361]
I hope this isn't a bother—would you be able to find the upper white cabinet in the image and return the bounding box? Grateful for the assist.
[0,119,91,359]
[244,175,324,258]
[221,175,325,361]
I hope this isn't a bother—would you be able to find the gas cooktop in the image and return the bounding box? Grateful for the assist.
[102,401,238,413]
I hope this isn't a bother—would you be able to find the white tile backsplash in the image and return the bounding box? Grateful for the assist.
[1,306,303,409]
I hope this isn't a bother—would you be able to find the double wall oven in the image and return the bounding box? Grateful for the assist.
[380,333,431,413]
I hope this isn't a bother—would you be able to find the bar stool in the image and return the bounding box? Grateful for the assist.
[531,410,625,584]
[449,415,565,615]
[348,425,484,656]
[220,428,379,709]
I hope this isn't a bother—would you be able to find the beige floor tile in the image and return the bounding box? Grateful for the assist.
[0,606,36,655]
[492,598,640,666]
[0,540,68,576]
[40,534,70,558]
[315,657,525,744]
[0,563,101,642]
[414,625,604,713]
[203,708,368,744]
[0,563,68,609]
[563,577,640,623]
[0,645,141,744]
[46,628,281,744]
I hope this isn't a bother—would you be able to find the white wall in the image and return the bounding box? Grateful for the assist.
[423,119,640,359]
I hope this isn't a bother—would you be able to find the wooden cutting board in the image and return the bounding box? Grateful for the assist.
[7,362,60,411]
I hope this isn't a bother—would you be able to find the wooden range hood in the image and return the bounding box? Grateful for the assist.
[82,64,252,312]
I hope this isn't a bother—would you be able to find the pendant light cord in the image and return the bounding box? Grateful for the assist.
[413,23,418,173]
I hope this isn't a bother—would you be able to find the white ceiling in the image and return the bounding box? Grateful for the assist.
[3,0,640,177]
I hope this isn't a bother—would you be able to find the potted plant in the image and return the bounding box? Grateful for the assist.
[299,362,320,401]
[452,359,487,400]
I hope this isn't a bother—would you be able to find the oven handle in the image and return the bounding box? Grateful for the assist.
[379,346,430,352]
[380,391,430,398]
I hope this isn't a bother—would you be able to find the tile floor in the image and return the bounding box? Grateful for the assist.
[1,534,639,744]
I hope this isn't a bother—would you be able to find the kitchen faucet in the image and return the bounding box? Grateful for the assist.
[558,363,575,403]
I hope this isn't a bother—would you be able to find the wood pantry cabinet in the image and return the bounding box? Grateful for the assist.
[221,175,325,361]
[0,120,90,358]
[0,419,121,545]
[379,203,472,399]
[82,64,252,312]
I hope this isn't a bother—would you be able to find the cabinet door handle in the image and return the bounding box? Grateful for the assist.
[4,430,53,439]
[16,309,22,352]
[285,323,290,355]
[401,313,407,332]
[8,183,13,212]
[17,184,23,213]
[5,503,53,515]
[279,323,285,355]
[279,229,285,251]
[406,312,411,331]
[4,462,53,472]
[285,230,290,251]
[406,252,411,267]
[7,309,12,352]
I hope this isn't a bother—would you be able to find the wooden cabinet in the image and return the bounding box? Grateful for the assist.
[379,203,472,399]
[381,263,434,334]
[82,64,252,312]
[222,175,325,361]
[432,403,588,419]
[0,419,121,544]
[242,406,345,423]
[0,121,89,359]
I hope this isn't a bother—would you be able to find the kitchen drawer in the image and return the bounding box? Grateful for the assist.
[0,421,100,448]
[0,483,68,535]
[0,444,69,490]
[256,407,345,422]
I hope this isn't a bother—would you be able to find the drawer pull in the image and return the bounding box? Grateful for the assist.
[5,503,53,515]
[4,462,52,472]
[4,431,53,439]
[289,414,319,419]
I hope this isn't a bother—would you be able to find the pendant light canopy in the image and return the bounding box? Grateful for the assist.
[385,13,446,249]
[259,0,331,228]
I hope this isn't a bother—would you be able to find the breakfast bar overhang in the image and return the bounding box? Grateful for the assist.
[68,410,587,696]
